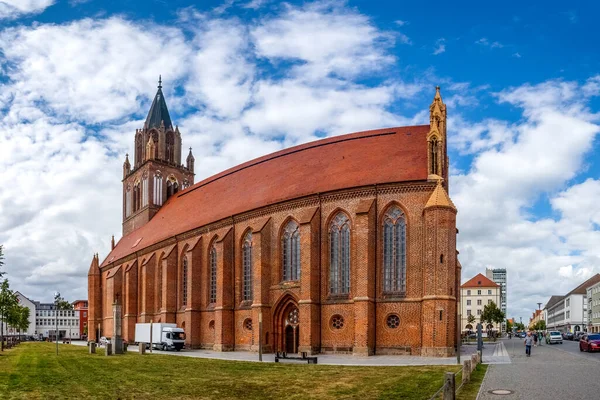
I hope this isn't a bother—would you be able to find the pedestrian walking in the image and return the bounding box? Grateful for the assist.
[538,331,543,346]
[533,332,538,347]
[524,332,533,356]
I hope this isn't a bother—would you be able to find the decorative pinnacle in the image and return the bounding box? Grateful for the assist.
[158,75,162,89]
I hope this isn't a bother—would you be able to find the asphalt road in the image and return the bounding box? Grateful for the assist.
[479,337,600,399]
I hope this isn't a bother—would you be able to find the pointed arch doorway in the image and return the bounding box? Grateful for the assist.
[273,294,300,354]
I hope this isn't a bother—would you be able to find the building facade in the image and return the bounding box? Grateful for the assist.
[88,83,460,357]
[35,303,81,340]
[528,309,544,330]
[2,292,37,337]
[72,300,89,338]
[486,268,507,332]
[460,273,501,333]
[587,281,600,333]
[545,274,600,333]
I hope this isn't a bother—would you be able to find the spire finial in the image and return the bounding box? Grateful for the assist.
[189,147,192,152]
[158,75,162,89]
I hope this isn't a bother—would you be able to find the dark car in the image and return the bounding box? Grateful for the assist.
[565,332,574,341]
[579,334,600,352]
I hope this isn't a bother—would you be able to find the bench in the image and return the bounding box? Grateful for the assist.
[274,351,318,364]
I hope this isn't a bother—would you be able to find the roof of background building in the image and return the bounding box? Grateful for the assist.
[565,274,600,297]
[461,273,500,288]
[101,125,431,268]
[544,295,565,310]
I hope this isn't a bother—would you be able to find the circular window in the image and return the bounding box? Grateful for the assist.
[209,320,215,330]
[244,318,253,331]
[288,308,299,325]
[386,314,400,329]
[331,315,344,330]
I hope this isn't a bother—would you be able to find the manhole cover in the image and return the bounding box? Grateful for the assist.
[488,389,513,395]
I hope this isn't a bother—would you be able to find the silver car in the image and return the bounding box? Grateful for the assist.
[547,331,563,344]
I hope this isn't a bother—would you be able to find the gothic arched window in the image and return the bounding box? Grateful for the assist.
[133,181,141,212]
[135,133,143,165]
[242,231,253,301]
[166,131,175,164]
[282,220,300,281]
[429,137,439,175]
[209,246,217,305]
[383,206,407,294]
[166,177,179,201]
[182,256,188,307]
[151,130,159,159]
[329,212,350,295]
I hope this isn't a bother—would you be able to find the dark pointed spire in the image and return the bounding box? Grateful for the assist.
[186,147,195,172]
[144,76,173,130]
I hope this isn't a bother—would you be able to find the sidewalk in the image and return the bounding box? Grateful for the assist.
[73,340,481,366]
[478,339,600,399]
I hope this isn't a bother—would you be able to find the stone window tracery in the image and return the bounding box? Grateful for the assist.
[382,206,407,294]
[288,308,299,325]
[329,212,350,295]
[330,315,344,330]
[386,314,400,329]
[166,131,175,164]
[153,172,163,206]
[244,318,253,331]
[282,220,300,281]
[209,246,217,305]
[135,133,143,165]
[242,231,253,302]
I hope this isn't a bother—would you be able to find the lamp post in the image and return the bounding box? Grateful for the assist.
[54,292,58,356]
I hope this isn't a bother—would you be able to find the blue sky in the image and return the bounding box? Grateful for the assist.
[0,0,599,324]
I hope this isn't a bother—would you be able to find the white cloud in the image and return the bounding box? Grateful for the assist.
[476,37,503,48]
[433,38,445,55]
[0,2,426,303]
[243,0,267,9]
[0,0,54,19]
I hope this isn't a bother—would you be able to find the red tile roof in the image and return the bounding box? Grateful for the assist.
[101,125,430,268]
[461,273,499,288]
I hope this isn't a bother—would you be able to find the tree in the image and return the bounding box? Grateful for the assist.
[514,322,526,331]
[534,320,546,331]
[54,292,73,311]
[480,301,505,341]
[506,319,513,333]
[0,279,18,351]
[17,306,30,336]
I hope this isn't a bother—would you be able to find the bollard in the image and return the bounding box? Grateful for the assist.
[89,342,96,354]
[105,343,112,356]
[443,371,455,400]
[471,354,478,372]
[139,343,146,355]
[462,360,471,385]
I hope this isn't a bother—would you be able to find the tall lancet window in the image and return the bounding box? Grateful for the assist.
[242,231,253,301]
[383,206,407,294]
[154,172,163,205]
[209,246,217,305]
[329,212,351,295]
[429,137,439,175]
[125,185,132,217]
[166,132,175,164]
[135,133,143,165]
[282,220,300,281]
[182,256,188,307]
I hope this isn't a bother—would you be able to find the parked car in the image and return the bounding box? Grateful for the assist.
[565,332,574,341]
[574,332,585,341]
[547,331,563,344]
[579,334,600,352]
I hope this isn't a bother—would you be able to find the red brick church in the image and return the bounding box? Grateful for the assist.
[88,80,460,356]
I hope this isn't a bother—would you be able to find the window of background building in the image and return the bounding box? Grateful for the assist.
[467,310,471,316]
[488,299,492,305]
[467,300,471,305]
[467,290,471,296]
[488,290,492,295]
[477,290,481,295]
[566,299,570,307]
[477,299,482,305]
[477,309,481,315]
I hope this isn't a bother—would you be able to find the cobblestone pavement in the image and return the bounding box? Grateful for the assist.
[478,337,600,399]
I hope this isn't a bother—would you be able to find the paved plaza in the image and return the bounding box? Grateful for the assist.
[478,337,600,399]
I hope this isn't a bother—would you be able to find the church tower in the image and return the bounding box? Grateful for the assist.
[427,86,448,190]
[121,77,195,236]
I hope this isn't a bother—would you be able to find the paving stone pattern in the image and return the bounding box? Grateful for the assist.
[478,338,600,399]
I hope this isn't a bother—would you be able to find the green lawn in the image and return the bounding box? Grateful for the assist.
[0,343,485,400]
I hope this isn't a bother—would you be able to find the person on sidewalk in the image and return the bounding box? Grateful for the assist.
[533,331,538,347]
[524,332,533,356]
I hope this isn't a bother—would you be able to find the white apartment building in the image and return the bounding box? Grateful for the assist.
[1,291,81,340]
[460,273,501,333]
[35,303,81,340]
[587,281,600,333]
[486,268,507,332]
[545,274,600,333]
